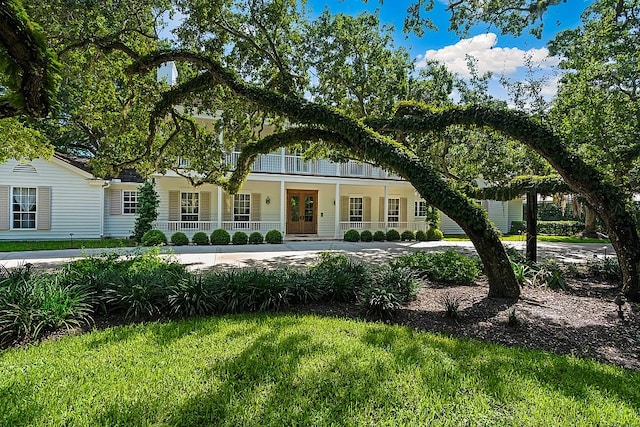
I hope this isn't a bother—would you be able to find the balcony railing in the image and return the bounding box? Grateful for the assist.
[222,152,400,180]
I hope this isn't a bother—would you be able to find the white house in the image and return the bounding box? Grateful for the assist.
[0,151,522,241]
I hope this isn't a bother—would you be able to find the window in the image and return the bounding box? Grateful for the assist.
[181,192,199,221]
[388,198,400,223]
[349,197,363,222]
[234,194,251,222]
[415,200,427,217]
[12,187,36,229]
[122,191,139,214]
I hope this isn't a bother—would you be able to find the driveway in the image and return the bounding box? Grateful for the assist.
[0,240,614,271]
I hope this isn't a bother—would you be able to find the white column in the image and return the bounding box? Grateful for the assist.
[281,147,286,173]
[334,183,341,238]
[280,180,286,233]
[384,185,389,231]
[217,186,222,229]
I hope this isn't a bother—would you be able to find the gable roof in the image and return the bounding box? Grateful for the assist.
[53,152,144,183]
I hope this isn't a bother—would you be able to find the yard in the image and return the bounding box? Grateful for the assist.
[1,314,639,426]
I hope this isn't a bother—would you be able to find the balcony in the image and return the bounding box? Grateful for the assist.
[222,152,400,180]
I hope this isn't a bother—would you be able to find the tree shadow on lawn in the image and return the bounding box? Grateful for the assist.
[4,314,639,426]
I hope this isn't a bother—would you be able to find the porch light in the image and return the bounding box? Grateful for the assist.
[266,196,271,205]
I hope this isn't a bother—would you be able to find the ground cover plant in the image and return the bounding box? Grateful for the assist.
[1,314,638,426]
[0,250,419,346]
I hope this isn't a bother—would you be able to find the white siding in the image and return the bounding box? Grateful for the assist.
[103,183,140,238]
[0,158,104,240]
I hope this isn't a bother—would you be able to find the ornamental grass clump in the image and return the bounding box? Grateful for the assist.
[308,251,366,302]
[0,268,93,345]
[357,265,420,317]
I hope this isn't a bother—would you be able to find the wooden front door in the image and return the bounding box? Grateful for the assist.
[286,190,318,234]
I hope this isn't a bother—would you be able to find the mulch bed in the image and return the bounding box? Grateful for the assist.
[292,277,640,371]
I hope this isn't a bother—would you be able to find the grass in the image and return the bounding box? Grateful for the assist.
[444,235,611,244]
[1,314,638,426]
[0,239,136,252]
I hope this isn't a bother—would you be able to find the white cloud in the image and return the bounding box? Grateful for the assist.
[416,33,560,78]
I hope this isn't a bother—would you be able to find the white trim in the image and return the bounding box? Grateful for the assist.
[10,186,37,230]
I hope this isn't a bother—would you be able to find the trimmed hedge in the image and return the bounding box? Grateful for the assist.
[415,230,427,241]
[192,232,209,245]
[141,230,167,246]
[171,232,189,246]
[232,231,248,245]
[211,229,231,245]
[401,230,415,241]
[373,231,386,241]
[386,229,401,242]
[344,229,361,242]
[249,232,264,244]
[538,221,585,236]
[360,230,373,242]
[510,221,526,235]
[265,229,283,244]
[426,228,444,241]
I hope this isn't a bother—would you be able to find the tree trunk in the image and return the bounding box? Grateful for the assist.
[583,205,598,238]
[526,191,537,263]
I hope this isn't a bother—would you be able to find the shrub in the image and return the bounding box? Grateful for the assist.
[191,232,209,245]
[415,230,427,241]
[308,252,367,302]
[386,229,400,242]
[265,229,283,244]
[170,232,189,246]
[401,230,415,241]
[510,220,526,235]
[373,230,386,241]
[0,272,93,344]
[166,273,222,317]
[141,229,167,246]
[133,180,159,242]
[232,231,248,245]
[440,293,463,319]
[249,232,264,244]
[426,227,444,241]
[538,221,585,236]
[211,229,231,245]
[360,230,373,242]
[344,229,361,242]
[587,257,621,281]
[357,285,402,317]
[393,249,479,286]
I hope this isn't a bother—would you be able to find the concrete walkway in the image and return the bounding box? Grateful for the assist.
[0,240,614,271]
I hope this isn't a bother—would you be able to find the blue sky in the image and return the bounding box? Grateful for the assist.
[306,0,592,101]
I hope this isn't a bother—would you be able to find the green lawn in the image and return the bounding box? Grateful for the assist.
[0,239,136,252]
[1,314,638,426]
[443,235,611,244]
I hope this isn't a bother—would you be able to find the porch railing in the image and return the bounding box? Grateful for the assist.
[154,221,282,236]
[339,221,427,233]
